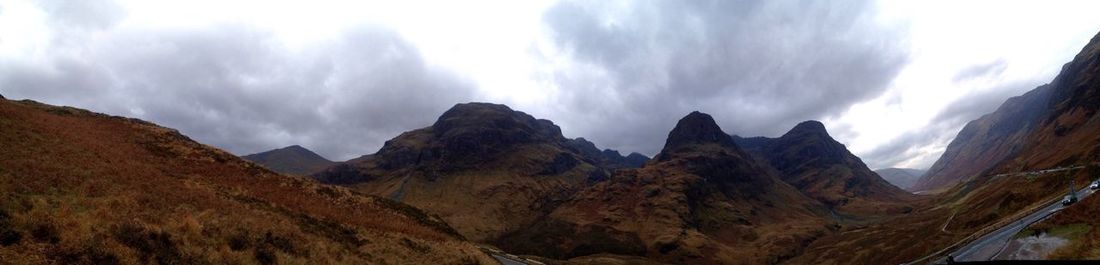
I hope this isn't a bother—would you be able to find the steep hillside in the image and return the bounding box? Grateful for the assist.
[734,121,914,215]
[913,85,1053,191]
[242,145,335,175]
[791,31,1100,264]
[0,99,494,264]
[312,103,610,242]
[498,112,830,265]
[874,168,924,191]
[917,31,1100,192]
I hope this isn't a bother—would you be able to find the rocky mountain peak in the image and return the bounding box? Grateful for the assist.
[660,111,734,153]
[784,120,829,137]
[432,102,562,140]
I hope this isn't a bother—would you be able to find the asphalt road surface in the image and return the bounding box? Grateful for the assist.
[948,187,1095,262]
[492,254,527,265]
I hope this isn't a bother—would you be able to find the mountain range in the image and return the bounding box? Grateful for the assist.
[5,29,1100,265]
[294,106,908,264]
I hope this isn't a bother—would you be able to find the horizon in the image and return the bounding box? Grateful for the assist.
[3,0,1100,170]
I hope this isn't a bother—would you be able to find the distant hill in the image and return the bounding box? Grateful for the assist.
[873,168,925,191]
[243,145,335,175]
[734,121,914,215]
[0,98,492,264]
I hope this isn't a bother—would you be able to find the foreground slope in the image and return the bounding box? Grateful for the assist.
[735,121,914,215]
[0,99,493,264]
[312,103,622,242]
[500,112,830,264]
[243,145,336,175]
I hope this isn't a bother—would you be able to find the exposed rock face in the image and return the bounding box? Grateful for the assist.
[498,112,829,265]
[658,111,736,157]
[874,168,925,191]
[734,121,913,215]
[312,102,607,242]
[242,145,335,175]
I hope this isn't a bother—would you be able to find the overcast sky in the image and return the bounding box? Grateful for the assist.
[2,0,1099,169]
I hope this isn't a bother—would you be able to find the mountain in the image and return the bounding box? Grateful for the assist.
[0,98,493,264]
[789,31,1100,264]
[733,121,913,215]
[916,31,1100,192]
[497,112,830,264]
[873,168,925,191]
[242,145,335,175]
[312,102,612,242]
[912,86,1053,191]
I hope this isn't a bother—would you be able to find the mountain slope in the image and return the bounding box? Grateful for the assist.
[498,112,830,264]
[789,31,1100,264]
[912,85,1053,191]
[734,121,914,215]
[874,168,925,191]
[0,99,493,264]
[312,102,610,242]
[917,31,1100,192]
[242,145,335,175]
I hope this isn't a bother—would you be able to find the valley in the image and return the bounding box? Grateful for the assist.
[3,3,1100,263]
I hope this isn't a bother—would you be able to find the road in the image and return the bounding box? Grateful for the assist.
[947,186,1095,262]
[492,254,528,265]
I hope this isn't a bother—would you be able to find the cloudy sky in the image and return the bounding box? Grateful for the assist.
[2,0,1099,169]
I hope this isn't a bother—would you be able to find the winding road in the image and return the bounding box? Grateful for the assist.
[947,186,1095,262]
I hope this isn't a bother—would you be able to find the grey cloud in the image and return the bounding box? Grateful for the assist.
[952,59,1007,83]
[539,0,909,156]
[1,24,475,161]
[860,81,1042,169]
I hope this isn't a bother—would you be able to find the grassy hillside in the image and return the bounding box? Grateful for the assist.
[0,99,494,264]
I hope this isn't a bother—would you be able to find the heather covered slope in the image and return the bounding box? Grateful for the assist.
[499,112,830,265]
[734,121,914,215]
[917,31,1100,192]
[0,99,494,264]
[243,145,335,175]
[312,103,610,242]
[874,168,924,191]
[913,85,1053,192]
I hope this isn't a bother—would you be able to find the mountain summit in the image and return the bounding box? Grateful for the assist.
[659,111,735,155]
[243,145,334,175]
[312,102,613,242]
[736,120,913,215]
[499,111,829,264]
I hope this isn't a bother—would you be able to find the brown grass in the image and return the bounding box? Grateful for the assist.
[0,99,496,264]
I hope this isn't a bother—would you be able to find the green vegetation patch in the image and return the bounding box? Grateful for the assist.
[1016,223,1091,239]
